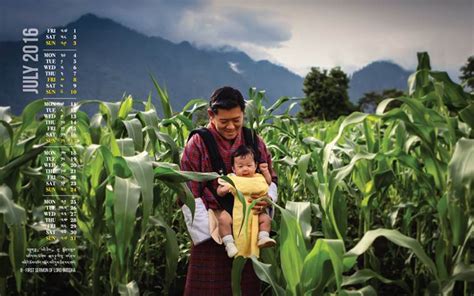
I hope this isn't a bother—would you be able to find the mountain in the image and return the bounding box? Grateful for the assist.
[0,14,304,115]
[348,61,412,103]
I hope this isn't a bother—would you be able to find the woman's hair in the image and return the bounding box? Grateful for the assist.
[209,86,246,114]
[231,145,257,167]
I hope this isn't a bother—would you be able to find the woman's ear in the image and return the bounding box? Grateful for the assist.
[207,108,214,118]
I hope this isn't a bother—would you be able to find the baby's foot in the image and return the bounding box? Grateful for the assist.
[225,243,238,257]
[257,237,276,248]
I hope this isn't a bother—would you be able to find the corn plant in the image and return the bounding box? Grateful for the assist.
[1,52,473,295]
[231,53,473,295]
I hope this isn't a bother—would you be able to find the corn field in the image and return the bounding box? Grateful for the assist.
[0,53,473,295]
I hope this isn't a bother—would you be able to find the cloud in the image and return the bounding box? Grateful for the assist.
[215,8,291,46]
[0,0,208,40]
[1,0,86,40]
[0,0,291,49]
[1,0,471,77]
[264,0,473,76]
[174,5,291,48]
[91,0,208,41]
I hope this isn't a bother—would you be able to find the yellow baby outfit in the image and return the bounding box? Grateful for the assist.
[228,173,268,258]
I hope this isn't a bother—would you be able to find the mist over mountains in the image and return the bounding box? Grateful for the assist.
[0,14,304,114]
[1,14,413,114]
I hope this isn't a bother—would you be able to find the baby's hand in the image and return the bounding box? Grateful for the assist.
[259,163,272,185]
[259,163,269,173]
[217,178,231,196]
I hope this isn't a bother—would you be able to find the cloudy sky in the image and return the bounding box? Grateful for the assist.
[1,0,472,77]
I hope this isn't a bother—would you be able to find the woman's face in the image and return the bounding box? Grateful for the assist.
[208,106,244,140]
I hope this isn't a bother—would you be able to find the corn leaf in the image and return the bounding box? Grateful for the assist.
[231,256,247,296]
[149,215,179,291]
[0,185,26,292]
[122,118,143,152]
[340,285,377,296]
[447,138,474,246]
[113,177,141,270]
[342,269,410,292]
[250,256,285,296]
[154,165,219,183]
[124,152,154,229]
[150,75,172,119]
[300,239,345,293]
[344,229,439,284]
[285,201,311,241]
[116,138,135,157]
[272,203,307,294]
[118,96,133,120]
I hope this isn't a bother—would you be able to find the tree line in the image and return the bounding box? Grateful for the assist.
[299,56,474,120]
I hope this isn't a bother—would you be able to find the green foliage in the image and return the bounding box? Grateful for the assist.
[1,52,473,295]
[460,56,474,92]
[251,52,473,295]
[0,89,211,295]
[358,89,404,113]
[299,67,354,120]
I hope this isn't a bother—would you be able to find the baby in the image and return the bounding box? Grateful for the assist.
[216,145,276,258]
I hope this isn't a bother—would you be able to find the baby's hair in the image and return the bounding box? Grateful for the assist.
[231,145,257,167]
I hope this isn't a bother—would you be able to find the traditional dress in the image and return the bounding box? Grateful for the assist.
[181,123,277,295]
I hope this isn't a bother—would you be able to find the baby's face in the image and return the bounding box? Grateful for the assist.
[233,154,257,177]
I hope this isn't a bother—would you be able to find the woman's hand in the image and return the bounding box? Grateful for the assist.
[249,192,269,214]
